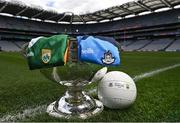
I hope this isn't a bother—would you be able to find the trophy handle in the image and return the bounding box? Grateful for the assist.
[21,42,29,58]
[89,67,108,84]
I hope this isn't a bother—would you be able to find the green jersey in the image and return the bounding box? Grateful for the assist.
[26,35,69,70]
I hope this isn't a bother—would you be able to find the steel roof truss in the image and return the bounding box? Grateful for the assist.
[118,6,136,15]
[70,14,74,24]
[85,15,96,20]
[0,2,8,13]
[93,13,107,19]
[160,0,173,8]
[15,6,28,16]
[45,14,61,20]
[57,13,69,22]
[31,10,45,18]
[134,1,153,12]
[105,9,119,16]
[77,15,86,24]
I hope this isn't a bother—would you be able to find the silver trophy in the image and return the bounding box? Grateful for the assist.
[22,39,104,119]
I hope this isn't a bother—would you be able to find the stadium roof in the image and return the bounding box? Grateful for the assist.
[0,0,180,24]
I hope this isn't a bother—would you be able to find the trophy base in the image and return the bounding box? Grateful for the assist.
[47,99,103,119]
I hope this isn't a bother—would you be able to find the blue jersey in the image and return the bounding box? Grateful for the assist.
[77,36,120,66]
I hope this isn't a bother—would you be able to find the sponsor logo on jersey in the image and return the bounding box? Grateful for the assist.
[101,50,115,65]
[82,48,94,54]
[42,49,51,64]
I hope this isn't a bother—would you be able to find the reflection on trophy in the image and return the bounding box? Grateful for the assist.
[22,35,120,119]
[41,66,104,119]
[40,41,104,119]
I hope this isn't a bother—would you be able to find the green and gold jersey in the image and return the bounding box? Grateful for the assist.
[26,34,69,70]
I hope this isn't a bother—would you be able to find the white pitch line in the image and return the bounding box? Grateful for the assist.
[133,63,180,81]
[1,63,180,122]
[0,105,47,122]
[88,63,180,94]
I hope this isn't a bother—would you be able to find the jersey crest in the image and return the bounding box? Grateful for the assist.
[101,50,115,65]
[42,49,51,64]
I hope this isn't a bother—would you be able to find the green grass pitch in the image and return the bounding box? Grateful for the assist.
[0,51,180,122]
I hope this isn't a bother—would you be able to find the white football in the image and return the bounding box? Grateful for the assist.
[90,67,108,82]
[98,71,137,109]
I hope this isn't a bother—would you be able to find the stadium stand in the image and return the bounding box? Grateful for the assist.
[14,41,27,48]
[0,0,180,51]
[0,41,20,51]
[120,40,134,47]
[166,38,180,51]
[140,38,173,51]
[122,39,152,51]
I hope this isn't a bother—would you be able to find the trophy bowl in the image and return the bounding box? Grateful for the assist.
[40,63,104,119]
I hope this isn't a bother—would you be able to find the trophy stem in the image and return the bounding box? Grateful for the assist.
[47,84,103,119]
[66,86,84,104]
